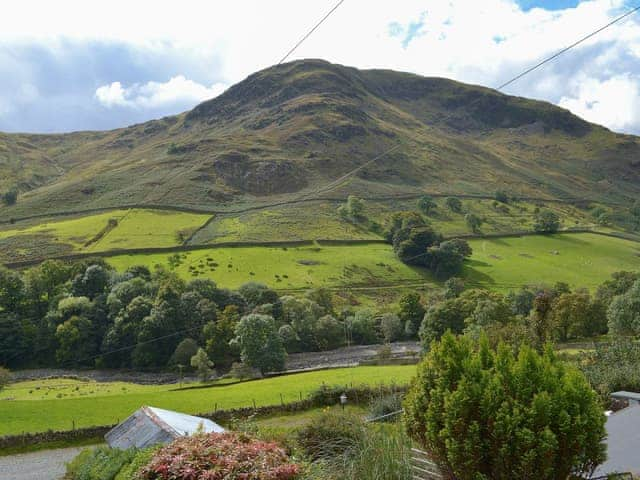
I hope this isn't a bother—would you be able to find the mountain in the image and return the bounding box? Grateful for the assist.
[1,59,639,219]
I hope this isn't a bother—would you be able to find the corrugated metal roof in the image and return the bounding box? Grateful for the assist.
[147,407,225,436]
[105,406,224,450]
[611,391,640,402]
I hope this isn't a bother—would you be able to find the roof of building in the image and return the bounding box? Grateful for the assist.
[592,404,640,477]
[105,406,225,450]
[611,391,640,402]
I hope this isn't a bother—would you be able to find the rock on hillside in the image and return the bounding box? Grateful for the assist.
[1,59,640,218]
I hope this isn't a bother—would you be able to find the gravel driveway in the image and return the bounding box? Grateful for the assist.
[0,446,87,480]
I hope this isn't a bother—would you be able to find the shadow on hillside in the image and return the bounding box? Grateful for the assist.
[462,263,496,287]
[547,233,591,246]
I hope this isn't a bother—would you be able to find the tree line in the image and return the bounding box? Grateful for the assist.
[416,272,640,352]
[0,259,420,376]
[1,253,638,377]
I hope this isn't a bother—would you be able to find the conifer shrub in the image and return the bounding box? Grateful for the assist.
[403,332,606,480]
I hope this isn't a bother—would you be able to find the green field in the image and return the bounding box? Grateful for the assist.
[0,210,129,249]
[0,366,415,435]
[0,379,167,401]
[104,233,640,293]
[0,209,211,261]
[466,233,640,290]
[107,242,430,290]
[192,202,380,244]
[191,197,597,245]
[85,209,211,251]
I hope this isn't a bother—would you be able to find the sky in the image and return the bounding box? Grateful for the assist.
[0,0,639,134]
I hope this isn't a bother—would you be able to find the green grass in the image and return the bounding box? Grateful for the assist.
[191,197,597,245]
[0,210,129,249]
[361,197,596,238]
[254,405,367,433]
[106,243,431,290]
[0,209,211,261]
[465,232,640,290]
[105,232,640,294]
[86,209,211,251]
[192,202,379,244]
[0,366,415,435]
[0,378,167,401]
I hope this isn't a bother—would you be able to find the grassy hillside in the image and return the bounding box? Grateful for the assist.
[0,209,211,263]
[191,197,598,244]
[106,242,430,290]
[0,195,599,263]
[0,366,415,435]
[102,233,640,293]
[465,232,640,290]
[1,59,640,223]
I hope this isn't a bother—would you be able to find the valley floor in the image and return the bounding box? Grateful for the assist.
[0,365,415,436]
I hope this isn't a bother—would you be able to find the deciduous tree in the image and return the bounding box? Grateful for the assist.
[190,347,214,382]
[0,366,10,391]
[418,195,437,215]
[533,210,561,233]
[234,313,286,374]
[464,213,482,233]
[314,314,344,350]
[445,197,462,212]
[398,292,425,338]
[607,280,640,336]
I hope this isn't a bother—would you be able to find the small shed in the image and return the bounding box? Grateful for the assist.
[105,406,225,449]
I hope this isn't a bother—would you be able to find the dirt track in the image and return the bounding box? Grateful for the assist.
[0,446,89,480]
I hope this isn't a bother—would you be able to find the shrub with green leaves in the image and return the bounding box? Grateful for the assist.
[114,447,160,480]
[367,393,403,422]
[0,366,11,391]
[445,197,462,212]
[296,410,366,461]
[580,339,640,399]
[404,332,606,480]
[533,209,561,233]
[65,446,137,480]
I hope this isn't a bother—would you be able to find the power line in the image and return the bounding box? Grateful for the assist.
[497,4,640,91]
[299,3,640,199]
[278,0,346,64]
[137,1,348,215]
[294,144,402,201]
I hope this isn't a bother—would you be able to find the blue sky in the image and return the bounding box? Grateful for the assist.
[0,0,639,134]
[516,0,581,11]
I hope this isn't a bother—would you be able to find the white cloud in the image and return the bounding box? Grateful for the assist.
[559,74,640,131]
[95,76,227,109]
[1,0,640,132]
[95,82,127,108]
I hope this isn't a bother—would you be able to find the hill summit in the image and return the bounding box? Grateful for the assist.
[1,59,639,218]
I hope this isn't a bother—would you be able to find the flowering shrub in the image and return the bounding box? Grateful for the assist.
[139,432,300,480]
